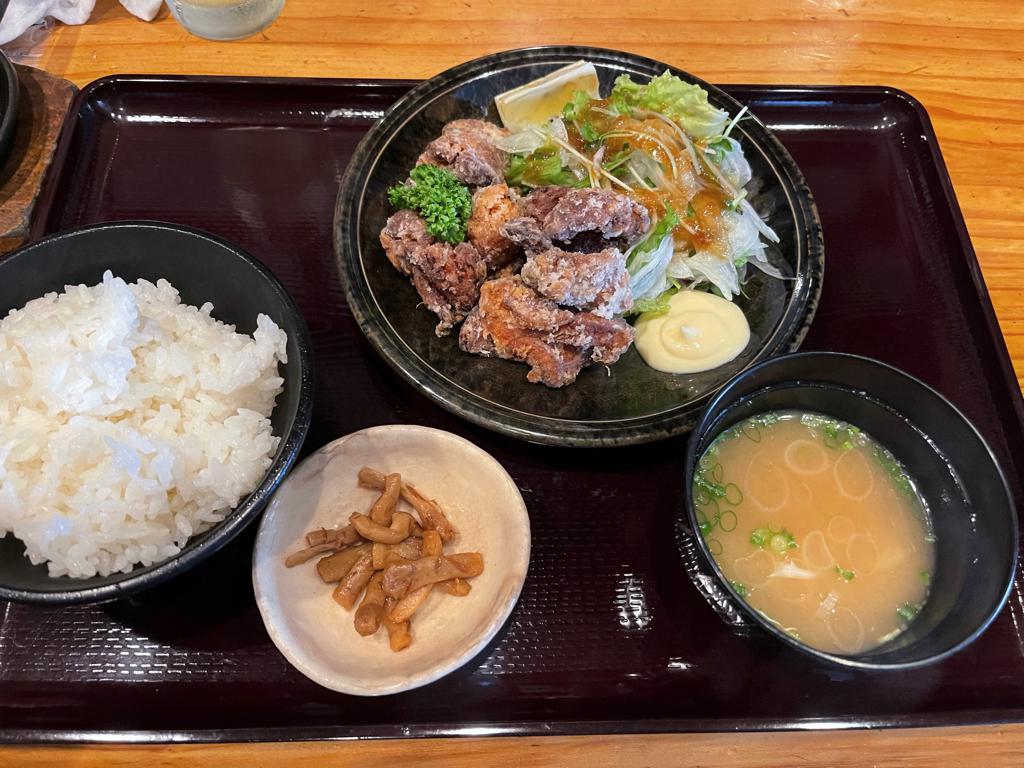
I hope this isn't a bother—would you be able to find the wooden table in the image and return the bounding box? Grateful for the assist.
[4,0,1024,764]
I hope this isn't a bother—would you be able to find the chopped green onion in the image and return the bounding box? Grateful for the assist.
[723,482,743,506]
[718,509,738,533]
[874,446,915,497]
[751,526,796,553]
[897,603,920,624]
[920,570,931,585]
[834,565,856,582]
[731,581,749,598]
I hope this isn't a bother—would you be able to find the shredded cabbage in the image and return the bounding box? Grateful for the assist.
[628,231,676,308]
[663,210,781,299]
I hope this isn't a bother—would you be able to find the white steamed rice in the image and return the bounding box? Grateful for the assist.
[0,271,288,578]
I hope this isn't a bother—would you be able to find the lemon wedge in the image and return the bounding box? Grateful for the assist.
[494,61,600,131]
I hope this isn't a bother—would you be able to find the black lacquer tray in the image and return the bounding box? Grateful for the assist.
[1,75,1022,742]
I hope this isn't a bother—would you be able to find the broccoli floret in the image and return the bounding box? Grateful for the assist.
[387,165,472,244]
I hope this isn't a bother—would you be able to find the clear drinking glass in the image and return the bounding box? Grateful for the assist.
[165,0,285,41]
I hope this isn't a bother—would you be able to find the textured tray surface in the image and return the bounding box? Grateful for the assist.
[2,77,1023,741]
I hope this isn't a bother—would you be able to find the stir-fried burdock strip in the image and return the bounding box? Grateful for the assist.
[386,531,444,623]
[315,542,371,583]
[357,467,458,541]
[372,537,424,570]
[383,597,413,652]
[437,578,472,596]
[417,119,509,187]
[381,552,486,599]
[283,541,341,567]
[370,473,401,525]
[283,468,481,651]
[332,553,376,610]
[306,525,360,548]
[350,511,420,544]
[354,572,387,637]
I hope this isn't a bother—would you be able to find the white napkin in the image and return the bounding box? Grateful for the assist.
[0,1,163,46]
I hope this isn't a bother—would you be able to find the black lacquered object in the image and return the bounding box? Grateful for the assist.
[682,351,1018,670]
[0,48,18,166]
[335,47,824,447]
[2,74,1023,741]
[0,222,314,604]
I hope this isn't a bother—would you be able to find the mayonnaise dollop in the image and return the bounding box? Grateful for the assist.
[634,290,751,374]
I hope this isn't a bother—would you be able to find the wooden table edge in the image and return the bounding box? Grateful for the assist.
[3,723,1024,766]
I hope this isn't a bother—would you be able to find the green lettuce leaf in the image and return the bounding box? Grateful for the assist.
[631,290,675,317]
[561,89,592,121]
[506,147,584,188]
[610,72,728,138]
[629,203,679,263]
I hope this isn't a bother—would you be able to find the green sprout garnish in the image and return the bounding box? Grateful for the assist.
[724,189,747,212]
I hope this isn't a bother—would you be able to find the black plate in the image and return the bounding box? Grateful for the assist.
[0,221,314,604]
[0,49,17,166]
[335,46,824,447]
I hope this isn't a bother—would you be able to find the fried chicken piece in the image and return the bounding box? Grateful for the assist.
[417,119,509,187]
[459,276,634,387]
[499,216,549,253]
[379,209,431,274]
[380,211,486,336]
[506,187,651,249]
[520,246,633,318]
[466,184,521,271]
[407,241,486,336]
[519,185,567,222]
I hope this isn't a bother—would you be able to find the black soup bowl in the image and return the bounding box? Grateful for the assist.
[682,351,1018,670]
[0,221,314,604]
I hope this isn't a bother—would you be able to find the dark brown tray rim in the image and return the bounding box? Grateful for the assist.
[8,74,1022,745]
[8,708,1024,745]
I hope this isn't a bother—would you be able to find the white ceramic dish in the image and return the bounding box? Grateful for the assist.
[252,424,531,695]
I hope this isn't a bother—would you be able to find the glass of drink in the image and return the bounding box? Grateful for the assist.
[165,0,285,41]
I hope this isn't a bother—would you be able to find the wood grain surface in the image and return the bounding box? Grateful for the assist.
[2,724,1024,767]
[0,66,76,251]
[4,0,1024,764]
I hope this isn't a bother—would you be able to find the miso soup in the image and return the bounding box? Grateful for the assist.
[694,411,935,654]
